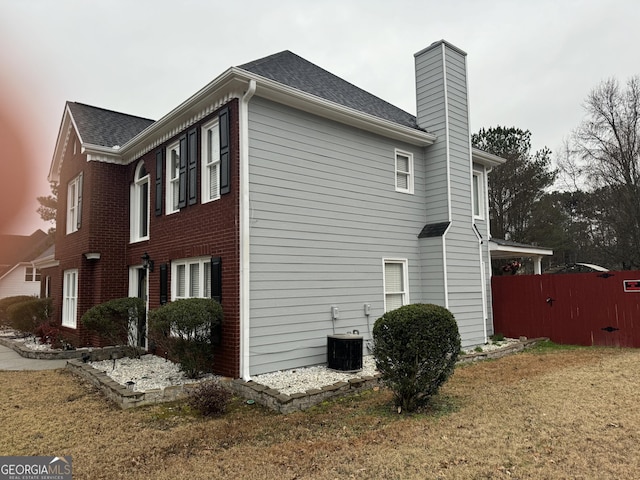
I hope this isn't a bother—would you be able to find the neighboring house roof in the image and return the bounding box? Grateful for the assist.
[32,244,58,270]
[66,102,155,148]
[545,263,609,274]
[238,51,419,130]
[0,230,51,278]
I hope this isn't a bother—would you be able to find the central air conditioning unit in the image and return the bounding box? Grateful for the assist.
[327,333,363,372]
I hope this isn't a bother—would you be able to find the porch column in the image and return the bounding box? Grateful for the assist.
[533,256,542,274]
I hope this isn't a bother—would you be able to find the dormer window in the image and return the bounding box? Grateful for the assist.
[130,161,150,242]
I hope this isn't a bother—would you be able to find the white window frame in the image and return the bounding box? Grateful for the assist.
[472,169,485,219]
[66,174,82,234]
[395,149,414,194]
[24,266,41,282]
[62,269,78,328]
[166,141,181,214]
[130,161,150,242]
[383,258,409,312]
[201,119,220,204]
[171,257,212,300]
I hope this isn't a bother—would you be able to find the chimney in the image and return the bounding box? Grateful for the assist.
[414,40,472,223]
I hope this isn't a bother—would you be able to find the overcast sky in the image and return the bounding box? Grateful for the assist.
[1,0,638,235]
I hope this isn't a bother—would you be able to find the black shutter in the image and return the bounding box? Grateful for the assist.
[159,263,168,305]
[211,256,222,303]
[219,107,231,195]
[76,171,83,229]
[178,134,188,209]
[187,128,198,205]
[155,149,163,216]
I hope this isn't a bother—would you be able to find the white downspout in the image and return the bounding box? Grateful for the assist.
[441,43,451,309]
[240,79,256,380]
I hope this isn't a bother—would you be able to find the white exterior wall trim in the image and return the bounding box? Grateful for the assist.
[442,42,453,224]
[441,42,452,309]
[240,79,256,381]
[465,52,489,343]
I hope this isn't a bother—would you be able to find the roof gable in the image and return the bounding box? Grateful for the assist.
[67,102,154,148]
[50,102,155,182]
[238,51,419,129]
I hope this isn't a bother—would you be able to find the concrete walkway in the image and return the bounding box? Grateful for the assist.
[0,344,68,370]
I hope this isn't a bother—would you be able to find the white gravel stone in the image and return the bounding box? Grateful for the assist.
[253,356,379,395]
[90,355,214,392]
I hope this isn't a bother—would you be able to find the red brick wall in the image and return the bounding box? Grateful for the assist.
[52,100,241,377]
[129,99,241,377]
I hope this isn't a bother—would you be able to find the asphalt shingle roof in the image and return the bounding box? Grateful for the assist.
[67,51,422,151]
[418,222,451,238]
[67,102,154,148]
[238,51,419,130]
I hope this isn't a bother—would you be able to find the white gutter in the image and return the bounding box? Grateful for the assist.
[441,42,451,309]
[472,149,506,168]
[238,69,437,147]
[239,79,256,381]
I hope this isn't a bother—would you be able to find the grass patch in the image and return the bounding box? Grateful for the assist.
[529,338,585,353]
[2,348,640,479]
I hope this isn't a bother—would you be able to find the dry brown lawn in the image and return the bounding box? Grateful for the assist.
[2,344,639,479]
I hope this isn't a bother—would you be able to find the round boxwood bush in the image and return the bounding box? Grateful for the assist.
[373,303,461,412]
[149,298,223,378]
[0,295,36,327]
[6,297,51,334]
[81,297,145,350]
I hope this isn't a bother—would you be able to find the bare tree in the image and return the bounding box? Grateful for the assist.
[571,76,640,269]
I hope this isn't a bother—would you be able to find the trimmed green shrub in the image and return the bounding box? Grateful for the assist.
[6,297,52,335]
[373,303,461,412]
[490,332,505,342]
[0,295,36,327]
[187,380,232,416]
[149,298,223,378]
[81,297,145,354]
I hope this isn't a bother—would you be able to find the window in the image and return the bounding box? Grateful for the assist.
[130,161,150,242]
[62,269,78,328]
[472,169,484,219]
[66,173,83,234]
[383,259,409,312]
[395,150,414,194]
[166,141,181,214]
[201,119,220,203]
[172,257,212,300]
[25,267,41,282]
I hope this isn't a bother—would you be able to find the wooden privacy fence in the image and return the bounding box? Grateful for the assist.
[491,271,640,347]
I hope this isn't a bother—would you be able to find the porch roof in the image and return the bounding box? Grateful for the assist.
[489,238,553,259]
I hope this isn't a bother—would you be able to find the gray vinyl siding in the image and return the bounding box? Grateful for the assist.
[415,47,449,223]
[472,162,494,336]
[416,42,487,348]
[442,47,486,347]
[247,97,427,375]
[418,236,446,305]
